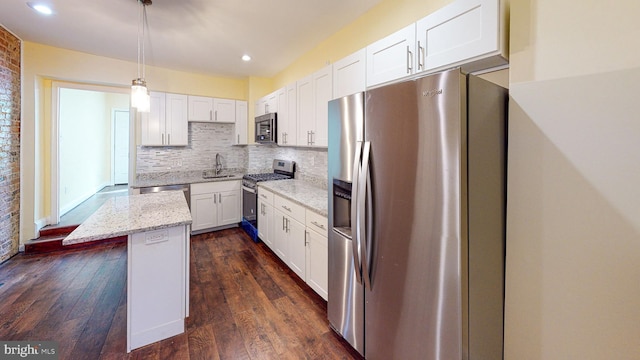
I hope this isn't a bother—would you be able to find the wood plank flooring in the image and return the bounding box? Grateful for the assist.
[0,228,361,359]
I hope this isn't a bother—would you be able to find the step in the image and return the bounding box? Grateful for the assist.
[38,225,79,238]
[25,233,127,254]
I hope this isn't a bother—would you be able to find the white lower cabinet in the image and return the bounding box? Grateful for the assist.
[267,191,329,299]
[257,188,275,250]
[190,181,241,233]
[305,210,328,300]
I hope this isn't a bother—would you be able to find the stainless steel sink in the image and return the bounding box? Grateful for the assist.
[202,170,235,179]
[203,174,234,179]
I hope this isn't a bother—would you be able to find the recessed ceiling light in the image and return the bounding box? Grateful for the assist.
[242,54,251,62]
[27,2,53,15]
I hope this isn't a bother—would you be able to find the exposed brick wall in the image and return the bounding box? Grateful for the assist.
[0,26,21,263]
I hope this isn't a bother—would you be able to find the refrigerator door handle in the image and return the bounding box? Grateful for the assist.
[351,141,363,284]
[359,141,373,290]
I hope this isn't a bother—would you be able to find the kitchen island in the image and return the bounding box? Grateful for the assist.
[64,191,192,352]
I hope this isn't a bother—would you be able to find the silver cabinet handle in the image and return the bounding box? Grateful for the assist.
[209,109,213,121]
[286,218,290,232]
[418,41,425,70]
[237,134,240,144]
[162,133,165,145]
[282,216,286,230]
[215,110,218,121]
[213,193,217,204]
[406,45,413,74]
[219,193,222,203]
[311,221,325,230]
[281,205,291,212]
[305,230,309,246]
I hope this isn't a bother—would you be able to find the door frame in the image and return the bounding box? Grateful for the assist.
[112,108,130,185]
[50,82,132,225]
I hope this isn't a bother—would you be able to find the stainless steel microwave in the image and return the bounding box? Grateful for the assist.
[255,112,277,144]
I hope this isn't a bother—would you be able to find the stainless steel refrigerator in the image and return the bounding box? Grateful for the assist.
[327,68,507,360]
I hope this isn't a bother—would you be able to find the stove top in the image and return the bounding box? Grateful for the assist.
[243,173,293,182]
[242,159,296,189]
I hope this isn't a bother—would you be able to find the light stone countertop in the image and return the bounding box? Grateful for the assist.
[63,191,193,245]
[258,179,328,217]
[131,170,245,188]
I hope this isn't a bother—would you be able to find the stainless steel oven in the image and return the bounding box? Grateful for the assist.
[241,159,295,232]
[255,112,277,143]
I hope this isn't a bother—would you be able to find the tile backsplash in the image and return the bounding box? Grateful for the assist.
[136,122,328,188]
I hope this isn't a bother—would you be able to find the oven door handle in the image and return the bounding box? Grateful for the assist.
[242,186,256,194]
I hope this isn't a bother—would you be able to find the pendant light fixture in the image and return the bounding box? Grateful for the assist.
[131,0,152,112]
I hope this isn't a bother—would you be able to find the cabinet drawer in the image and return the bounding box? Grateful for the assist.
[274,195,305,223]
[257,187,274,205]
[305,210,328,235]
[191,180,240,195]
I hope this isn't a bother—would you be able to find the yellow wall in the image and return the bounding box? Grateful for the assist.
[505,0,640,358]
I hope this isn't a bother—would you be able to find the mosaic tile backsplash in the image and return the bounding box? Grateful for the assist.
[136,122,328,189]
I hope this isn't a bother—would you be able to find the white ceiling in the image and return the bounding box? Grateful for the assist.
[0,0,381,78]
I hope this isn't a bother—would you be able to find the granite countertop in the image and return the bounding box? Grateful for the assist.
[259,179,328,217]
[131,170,244,188]
[63,191,193,245]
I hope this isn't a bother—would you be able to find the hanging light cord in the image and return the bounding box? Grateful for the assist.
[136,0,147,81]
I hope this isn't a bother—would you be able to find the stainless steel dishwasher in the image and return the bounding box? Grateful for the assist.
[139,184,190,209]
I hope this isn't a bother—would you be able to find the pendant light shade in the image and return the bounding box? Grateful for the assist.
[131,0,151,112]
[131,78,150,113]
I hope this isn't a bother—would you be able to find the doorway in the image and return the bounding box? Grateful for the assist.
[51,82,133,225]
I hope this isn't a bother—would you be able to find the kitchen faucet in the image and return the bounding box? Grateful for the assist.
[215,153,223,175]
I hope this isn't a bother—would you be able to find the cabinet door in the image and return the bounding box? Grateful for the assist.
[287,217,306,280]
[140,92,166,146]
[276,87,288,146]
[333,48,366,99]
[265,91,278,113]
[165,93,188,146]
[296,74,314,146]
[312,65,332,147]
[218,189,240,226]
[273,210,288,262]
[258,200,273,250]
[366,23,416,87]
[284,83,298,146]
[235,100,248,145]
[213,98,236,123]
[255,99,267,117]
[188,95,213,121]
[191,193,217,231]
[416,0,503,73]
[306,228,328,300]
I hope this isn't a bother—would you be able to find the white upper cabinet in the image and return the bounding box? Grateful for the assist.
[276,86,297,146]
[297,64,331,147]
[213,98,236,123]
[141,92,188,146]
[296,74,313,146]
[366,24,416,87]
[188,96,236,123]
[188,95,214,121]
[165,93,189,146]
[234,100,248,145]
[416,0,507,74]
[284,84,298,146]
[333,48,366,99]
[312,65,331,147]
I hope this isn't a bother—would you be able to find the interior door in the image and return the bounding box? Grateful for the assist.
[113,110,129,184]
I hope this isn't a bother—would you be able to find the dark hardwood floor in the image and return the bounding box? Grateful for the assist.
[0,228,360,359]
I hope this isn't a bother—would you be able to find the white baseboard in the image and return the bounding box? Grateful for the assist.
[60,182,110,216]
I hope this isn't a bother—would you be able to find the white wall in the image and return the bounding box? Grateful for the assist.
[58,88,111,214]
[505,0,640,358]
